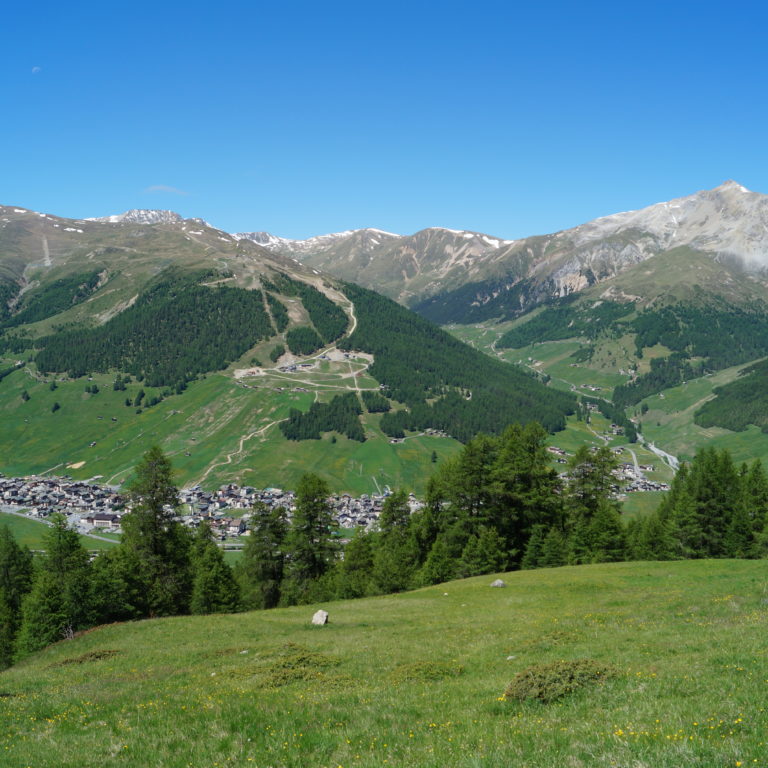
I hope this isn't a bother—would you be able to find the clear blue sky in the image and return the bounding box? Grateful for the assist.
[2,0,766,239]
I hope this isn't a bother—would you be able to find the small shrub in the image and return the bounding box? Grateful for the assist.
[504,659,618,703]
[50,649,122,667]
[391,661,464,684]
[258,643,340,687]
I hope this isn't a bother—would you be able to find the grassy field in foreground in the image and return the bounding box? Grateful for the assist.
[2,560,767,767]
[0,512,116,551]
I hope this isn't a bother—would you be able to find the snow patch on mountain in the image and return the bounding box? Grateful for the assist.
[89,209,212,228]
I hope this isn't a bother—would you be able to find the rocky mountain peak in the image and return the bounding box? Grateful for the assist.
[89,209,211,227]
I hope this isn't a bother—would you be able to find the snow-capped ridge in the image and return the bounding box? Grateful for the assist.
[88,209,212,228]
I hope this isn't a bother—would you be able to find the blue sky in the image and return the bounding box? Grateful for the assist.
[2,0,767,239]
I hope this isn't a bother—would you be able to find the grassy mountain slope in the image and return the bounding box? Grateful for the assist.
[1,560,766,767]
[0,208,577,493]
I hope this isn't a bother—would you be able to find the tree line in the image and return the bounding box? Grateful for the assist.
[4,436,768,668]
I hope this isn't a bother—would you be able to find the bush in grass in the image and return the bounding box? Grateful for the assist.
[504,659,618,703]
[391,660,464,684]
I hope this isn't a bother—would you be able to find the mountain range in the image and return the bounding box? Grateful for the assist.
[3,180,768,490]
[235,180,768,322]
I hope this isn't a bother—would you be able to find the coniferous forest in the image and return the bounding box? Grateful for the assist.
[338,282,575,439]
[33,269,277,386]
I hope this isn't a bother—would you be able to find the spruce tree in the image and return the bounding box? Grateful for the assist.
[238,503,288,609]
[0,524,33,616]
[489,422,562,561]
[0,589,16,669]
[743,459,768,534]
[459,525,506,577]
[15,571,68,660]
[418,536,457,585]
[120,446,192,616]
[539,528,569,568]
[588,501,626,563]
[281,474,338,605]
[521,524,547,569]
[335,529,375,599]
[190,523,239,614]
[40,514,92,633]
[372,490,419,592]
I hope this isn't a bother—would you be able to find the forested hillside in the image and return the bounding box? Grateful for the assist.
[32,268,276,387]
[339,282,575,439]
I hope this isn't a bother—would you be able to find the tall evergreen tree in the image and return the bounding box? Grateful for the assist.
[281,474,338,605]
[0,589,16,669]
[565,446,621,563]
[489,422,562,563]
[190,522,239,614]
[372,490,419,593]
[335,529,375,599]
[42,514,91,630]
[539,527,569,568]
[120,446,192,616]
[238,503,288,609]
[15,571,69,660]
[0,524,33,617]
[521,524,547,570]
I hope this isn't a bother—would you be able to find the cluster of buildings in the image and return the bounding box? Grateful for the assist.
[0,475,124,520]
[0,474,417,539]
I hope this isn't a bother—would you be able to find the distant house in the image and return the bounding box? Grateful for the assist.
[86,513,120,529]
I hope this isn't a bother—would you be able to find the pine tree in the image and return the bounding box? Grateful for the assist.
[238,503,288,609]
[671,486,705,558]
[743,459,768,533]
[372,490,419,592]
[539,527,569,568]
[521,524,547,569]
[120,446,192,616]
[88,548,143,625]
[459,525,506,576]
[0,588,16,669]
[189,522,239,614]
[633,512,676,561]
[723,504,753,559]
[40,514,92,633]
[281,474,338,604]
[418,536,457,585]
[588,501,626,563]
[15,571,68,660]
[335,529,375,599]
[489,422,562,562]
[0,524,33,616]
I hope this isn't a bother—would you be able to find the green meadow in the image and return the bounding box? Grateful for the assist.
[638,361,768,467]
[1,559,767,767]
[0,357,461,496]
[0,512,115,552]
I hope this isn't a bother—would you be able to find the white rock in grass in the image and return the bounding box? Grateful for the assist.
[311,609,329,625]
[490,579,507,588]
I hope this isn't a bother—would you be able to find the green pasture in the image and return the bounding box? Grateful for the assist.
[2,559,768,767]
[0,512,116,551]
[0,359,461,496]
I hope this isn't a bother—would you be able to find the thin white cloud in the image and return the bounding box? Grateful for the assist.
[31,66,42,74]
[143,185,188,196]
